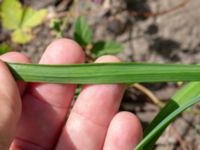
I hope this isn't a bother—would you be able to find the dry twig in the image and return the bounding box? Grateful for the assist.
[132,83,165,107]
[170,124,189,150]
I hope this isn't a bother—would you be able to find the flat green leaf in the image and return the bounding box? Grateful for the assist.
[1,0,23,30]
[5,62,200,150]
[92,41,123,57]
[21,8,47,30]
[11,29,32,44]
[135,95,200,150]
[139,82,200,149]
[0,43,12,55]
[6,62,200,84]
[74,16,93,46]
[1,0,46,44]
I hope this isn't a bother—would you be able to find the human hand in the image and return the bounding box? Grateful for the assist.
[0,39,142,150]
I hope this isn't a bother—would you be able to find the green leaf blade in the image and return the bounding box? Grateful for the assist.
[92,41,123,57]
[6,62,200,84]
[135,95,200,150]
[138,82,200,150]
[1,0,47,44]
[74,16,93,46]
[21,8,47,30]
[11,29,32,44]
[1,0,23,30]
[0,43,12,55]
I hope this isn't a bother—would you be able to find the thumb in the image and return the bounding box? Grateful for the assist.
[0,60,21,150]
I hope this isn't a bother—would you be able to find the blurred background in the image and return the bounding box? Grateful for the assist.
[0,0,200,149]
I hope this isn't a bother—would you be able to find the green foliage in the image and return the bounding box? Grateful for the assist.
[1,0,22,30]
[1,0,47,44]
[73,16,123,58]
[92,41,123,57]
[71,15,200,150]
[1,5,199,148]
[0,43,12,55]
[74,16,93,47]
[49,19,64,38]
[7,62,200,84]
[7,62,200,149]
[74,85,82,99]
[136,82,200,150]
[136,95,200,150]
[12,29,32,44]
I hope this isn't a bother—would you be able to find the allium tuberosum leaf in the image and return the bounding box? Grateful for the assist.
[6,62,200,84]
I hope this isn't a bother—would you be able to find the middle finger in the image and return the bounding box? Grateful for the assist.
[56,55,126,150]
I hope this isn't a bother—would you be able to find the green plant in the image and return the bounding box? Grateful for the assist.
[7,62,200,84]
[2,11,200,149]
[49,18,68,38]
[136,82,200,150]
[5,62,200,150]
[48,16,123,98]
[0,43,12,55]
[49,16,123,59]
[0,0,47,44]
[74,16,123,59]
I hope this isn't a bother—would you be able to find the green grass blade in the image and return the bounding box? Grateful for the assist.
[135,94,200,150]
[5,62,200,149]
[6,62,200,84]
[137,82,200,150]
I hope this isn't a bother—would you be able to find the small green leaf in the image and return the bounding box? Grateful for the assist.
[21,8,47,30]
[49,19,63,38]
[1,0,23,30]
[0,43,12,55]
[92,41,123,57]
[1,0,47,44]
[11,29,32,44]
[49,19,62,32]
[74,16,92,46]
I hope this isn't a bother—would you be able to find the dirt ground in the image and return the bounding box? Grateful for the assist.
[1,0,200,149]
